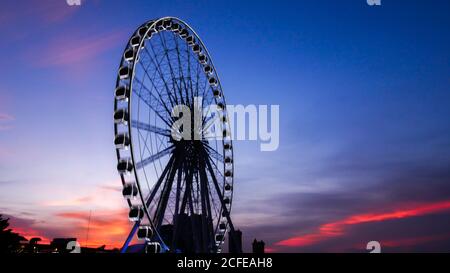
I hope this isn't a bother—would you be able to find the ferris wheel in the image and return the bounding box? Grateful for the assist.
[113,17,236,253]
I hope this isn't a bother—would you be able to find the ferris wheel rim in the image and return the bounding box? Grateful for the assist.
[114,17,234,252]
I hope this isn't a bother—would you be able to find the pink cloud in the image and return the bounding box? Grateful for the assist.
[39,181,123,209]
[0,1,79,26]
[41,196,94,207]
[27,29,127,68]
[0,113,14,121]
[0,113,14,131]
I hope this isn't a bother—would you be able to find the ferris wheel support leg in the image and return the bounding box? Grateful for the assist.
[146,154,176,208]
[154,155,180,230]
[121,155,175,254]
[121,221,139,253]
[185,169,203,252]
[171,162,185,250]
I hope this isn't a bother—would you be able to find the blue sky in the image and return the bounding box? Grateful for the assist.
[0,0,449,252]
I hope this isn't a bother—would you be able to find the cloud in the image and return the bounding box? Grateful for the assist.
[39,182,124,209]
[3,214,52,244]
[41,196,93,207]
[274,199,450,249]
[5,207,131,249]
[99,185,122,192]
[4,182,131,249]
[55,209,130,248]
[0,113,14,131]
[0,180,18,186]
[26,29,127,68]
[230,142,450,252]
[0,1,79,26]
[0,113,14,121]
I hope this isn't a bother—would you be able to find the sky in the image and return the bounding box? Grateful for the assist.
[0,0,449,252]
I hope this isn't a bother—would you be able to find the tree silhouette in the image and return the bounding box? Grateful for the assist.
[0,214,26,253]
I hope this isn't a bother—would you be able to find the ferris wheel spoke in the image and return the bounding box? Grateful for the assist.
[202,148,223,215]
[192,53,204,100]
[195,53,209,100]
[175,36,193,108]
[187,173,203,253]
[137,129,159,182]
[201,91,216,126]
[174,161,183,216]
[133,77,173,127]
[204,156,238,247]
[144,44,178,108]
[194,58,201,98]
[199,157,216,251]
[169,161,185,250]
[204,144,224,163]
[136,62,176,122]
[138,58,177,113]
[132,119,170,137]
[207,179,221,223]
[185,39,195,107]
[202,111,221,137]
[200,69,210,99]
[137,124,169,165]
[160,32,184,105]
[135,145,175,169]
[198,167,209,251]
[173,35,191,106]
[179,162,194,215]
[144,154,175,208]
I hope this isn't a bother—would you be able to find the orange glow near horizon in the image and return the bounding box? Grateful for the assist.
[9,200,450,251]
[275,200,450,248]
[11,226,52,245]
[9,208,130,250]
[55,209,130,249]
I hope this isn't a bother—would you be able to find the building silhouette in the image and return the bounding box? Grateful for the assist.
[252,239,265,253]
[228,229,242,253]
[17,237,118,253]
[51,238,77,253]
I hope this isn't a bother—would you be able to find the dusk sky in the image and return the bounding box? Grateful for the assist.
[0,0,449,252]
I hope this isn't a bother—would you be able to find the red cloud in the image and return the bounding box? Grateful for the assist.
[275,200,450,248]
[10,226,52,245]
